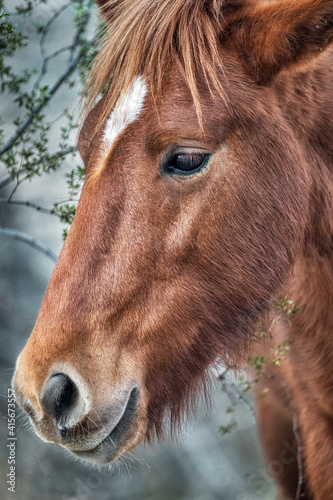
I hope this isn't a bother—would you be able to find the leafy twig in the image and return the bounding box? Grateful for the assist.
[0,35,96,158]
[0,146,78,190]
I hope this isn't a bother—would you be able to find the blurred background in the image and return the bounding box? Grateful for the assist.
[0,1,276,499]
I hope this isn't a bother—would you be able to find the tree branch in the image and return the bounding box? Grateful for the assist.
[0,198,56,215]
[39,3,72,62]
[0,173,15,190]
[0,227,58,262]
[34,2,74,88]
[34,44,77,88]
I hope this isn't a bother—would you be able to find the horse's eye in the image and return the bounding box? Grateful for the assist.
[164,153,211,175]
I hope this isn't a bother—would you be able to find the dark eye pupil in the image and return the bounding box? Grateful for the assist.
[169,153,208,173]
[174,154,204,171]
[163,152,211,176]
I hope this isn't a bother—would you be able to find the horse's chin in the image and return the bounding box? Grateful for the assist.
[69,420,147,465]
[68,389,148,464]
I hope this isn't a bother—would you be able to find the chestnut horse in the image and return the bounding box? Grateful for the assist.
[13,0,333,498]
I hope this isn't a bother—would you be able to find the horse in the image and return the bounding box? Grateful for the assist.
[12,0,333,498]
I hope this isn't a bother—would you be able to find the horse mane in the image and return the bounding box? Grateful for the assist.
[84,0,235,126]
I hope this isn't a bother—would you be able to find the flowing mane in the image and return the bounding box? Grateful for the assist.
[85,0,233,124]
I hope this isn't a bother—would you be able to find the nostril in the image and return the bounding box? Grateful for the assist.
[41,373,78,430]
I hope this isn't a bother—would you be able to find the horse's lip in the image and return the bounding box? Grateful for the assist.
[70,387,139,463]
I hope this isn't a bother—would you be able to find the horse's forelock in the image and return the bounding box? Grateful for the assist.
[83,0,240,130]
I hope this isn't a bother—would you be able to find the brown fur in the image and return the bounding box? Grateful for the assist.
[13,1,333,498]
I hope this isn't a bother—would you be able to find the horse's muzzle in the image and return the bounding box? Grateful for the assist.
[13,362,145,464]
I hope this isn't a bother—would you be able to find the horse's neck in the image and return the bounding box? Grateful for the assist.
[290,249,333,335]
[289,213,333,341]
[280,52,333,336]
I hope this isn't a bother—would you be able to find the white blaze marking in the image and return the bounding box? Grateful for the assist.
[103,76,147,156]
